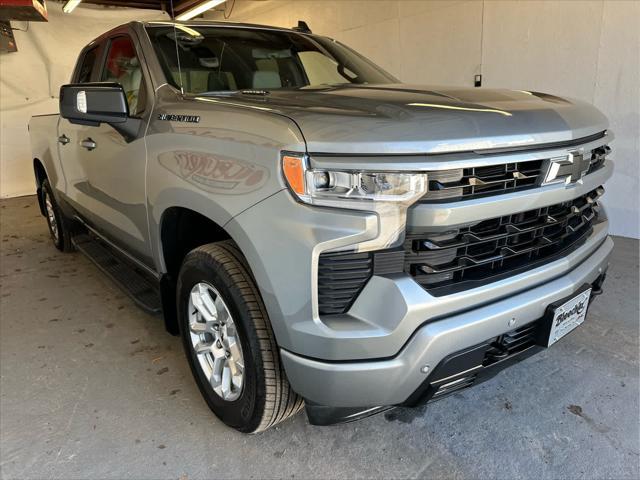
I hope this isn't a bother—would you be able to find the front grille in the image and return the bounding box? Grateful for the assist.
[425,159,544,201]
[421,144,609,203]
[588,145,610,174]
[405,187,603,296]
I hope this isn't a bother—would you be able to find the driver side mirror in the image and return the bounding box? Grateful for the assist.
[60,82,128,126]
[59,82,141,142]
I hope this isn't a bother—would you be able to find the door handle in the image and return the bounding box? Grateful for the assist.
[57,134,70,145]
[80,138,97,151]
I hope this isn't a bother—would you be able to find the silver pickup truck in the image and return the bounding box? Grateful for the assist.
[29,20,613,433]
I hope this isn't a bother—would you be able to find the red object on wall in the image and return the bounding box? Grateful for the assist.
[0,20,17,52]
[0,0,48,22]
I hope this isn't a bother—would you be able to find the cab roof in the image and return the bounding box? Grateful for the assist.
[141,19,309,34]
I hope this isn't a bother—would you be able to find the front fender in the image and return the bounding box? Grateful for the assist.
[146,89,307,271]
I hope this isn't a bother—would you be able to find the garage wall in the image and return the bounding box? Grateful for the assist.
[0,3,167,199]
[0,2,637,238]
[209,0,640,238]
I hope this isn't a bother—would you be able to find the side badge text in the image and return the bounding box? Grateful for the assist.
[157,113,201,123]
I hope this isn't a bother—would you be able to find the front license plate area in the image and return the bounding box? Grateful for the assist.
[542,286,592,347]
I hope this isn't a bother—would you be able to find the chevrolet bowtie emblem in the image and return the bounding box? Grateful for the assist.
[544,150,590,185]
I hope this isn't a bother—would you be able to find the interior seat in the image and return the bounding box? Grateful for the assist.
[252,71,281,89]
[208,72,230,91]
[118,57,142,114]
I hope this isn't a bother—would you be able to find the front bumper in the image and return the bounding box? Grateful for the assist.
[227,161,613,363]
[281,233,613,409]
[224,150,613,418]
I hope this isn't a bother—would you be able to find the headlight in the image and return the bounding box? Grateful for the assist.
[282,153,428,252]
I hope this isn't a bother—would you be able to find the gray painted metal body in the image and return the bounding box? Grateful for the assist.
[28,20,614,408]
[281,230,613,407]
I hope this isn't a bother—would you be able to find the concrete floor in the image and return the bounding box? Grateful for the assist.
[0,195,638,480]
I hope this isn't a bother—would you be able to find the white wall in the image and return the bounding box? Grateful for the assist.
[208,0,640,238]
[0,3,167,198]
[0,1,637,238]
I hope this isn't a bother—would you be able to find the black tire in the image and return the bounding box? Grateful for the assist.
[177,240,304,433]
[41,179,74,252]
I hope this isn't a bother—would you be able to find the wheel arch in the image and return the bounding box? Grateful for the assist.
[33,158,48,216]
[158,205,255,336]
[159,206,232,280]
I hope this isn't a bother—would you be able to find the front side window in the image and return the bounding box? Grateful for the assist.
[101,36,144,114]
[76,46,98,83]
[146,25,397,94]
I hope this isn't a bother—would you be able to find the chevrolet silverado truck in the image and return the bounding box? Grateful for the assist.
[29,20,614,433]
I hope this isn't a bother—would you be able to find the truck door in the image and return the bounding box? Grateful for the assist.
[58,30,154,268]
[57,42,102,221]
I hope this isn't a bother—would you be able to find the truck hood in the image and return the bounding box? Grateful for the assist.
[197,84,608,155]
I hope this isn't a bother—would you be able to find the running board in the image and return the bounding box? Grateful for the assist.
[72,234,162,314]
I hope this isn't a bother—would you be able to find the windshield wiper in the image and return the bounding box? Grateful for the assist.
[197,89,271,96]
[196,90,237,96]
[240,89,270,96]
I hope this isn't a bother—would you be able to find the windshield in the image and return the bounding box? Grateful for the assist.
[146,25,397,94]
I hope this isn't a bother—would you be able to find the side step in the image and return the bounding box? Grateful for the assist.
[72,234,162,314]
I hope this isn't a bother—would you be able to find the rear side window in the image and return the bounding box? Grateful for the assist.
[76,47,98,83]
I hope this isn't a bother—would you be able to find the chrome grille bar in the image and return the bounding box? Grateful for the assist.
[421,146,609,202]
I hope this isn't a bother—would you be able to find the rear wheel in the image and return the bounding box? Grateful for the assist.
[177,241,304,433]
[41,179,74,252]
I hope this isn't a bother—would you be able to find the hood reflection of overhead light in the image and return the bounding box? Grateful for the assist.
[62,0,82,13]
[195,96,274,112]
[176,0,226,21]
[407,103,512,117]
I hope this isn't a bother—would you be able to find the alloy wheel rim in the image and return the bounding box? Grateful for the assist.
[188,282,244,401]
[44,192,59,243]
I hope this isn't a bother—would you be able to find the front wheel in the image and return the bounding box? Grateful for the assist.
[177,241,304,433]
[41,179,74,252]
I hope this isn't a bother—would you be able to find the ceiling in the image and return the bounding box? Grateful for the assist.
[66,0,223,18]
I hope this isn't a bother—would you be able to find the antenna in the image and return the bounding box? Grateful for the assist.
[292,20,311,34]
[169,0,184,95]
